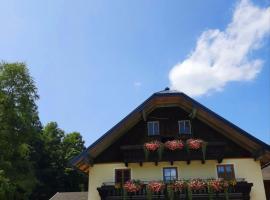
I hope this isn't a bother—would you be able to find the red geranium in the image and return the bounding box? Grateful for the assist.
[187,139,204,150]
[164,140,184,151]
[147,181,165,193]
[208,179,229,192]
[144,141,161,151]
[188,179,207,190]
[208,180,223,192]
[173,180,186,191]
[123,180,142,193]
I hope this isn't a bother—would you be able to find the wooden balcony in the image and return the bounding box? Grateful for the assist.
[97,181,253,200]
[120,142,226,165]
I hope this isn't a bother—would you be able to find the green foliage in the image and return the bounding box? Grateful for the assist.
[202,142,207,162]
[207,184,213,200]
[0,170,15,200]
[166,185,174,200]
[0,62,88,200]
[30,123,88,200]
[146,187,152,200]
[63,132,85,161]
[0,62,41,199]
[224,187,229,200]
[187,186,192,200]
[143,146,149,161]
[157,143,164,161]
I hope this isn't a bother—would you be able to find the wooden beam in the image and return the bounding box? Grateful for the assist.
[253,148,265,161]
[142,110,147,121]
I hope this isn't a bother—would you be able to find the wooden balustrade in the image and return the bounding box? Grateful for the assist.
[97,181,253,200]
[120,142,226,165]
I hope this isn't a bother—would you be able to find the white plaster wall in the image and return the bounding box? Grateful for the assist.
[88,159,266,200]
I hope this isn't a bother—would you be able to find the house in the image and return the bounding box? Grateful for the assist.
[49,192,88,200]
[71,88,270,200]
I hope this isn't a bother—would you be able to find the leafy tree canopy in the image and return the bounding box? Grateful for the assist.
[0,63,88,200]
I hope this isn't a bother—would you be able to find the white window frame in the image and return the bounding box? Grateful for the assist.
[163,167,178,182]
[178,120,191,134]
[147,121,160,136]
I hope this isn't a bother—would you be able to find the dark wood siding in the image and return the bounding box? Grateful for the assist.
[95,107,252,163]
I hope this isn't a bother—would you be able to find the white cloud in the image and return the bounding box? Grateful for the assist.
[169,0,270,97]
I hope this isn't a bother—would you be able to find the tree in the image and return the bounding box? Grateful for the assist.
[0,170,15,199]
[0,62,88,200]
[62,132,88,192]
[30,123,88,200]
[0,62,42,199]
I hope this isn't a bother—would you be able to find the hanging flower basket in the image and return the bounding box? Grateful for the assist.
[186,139,204,150]
[173,180,187,192]
[144,141,164,161]
[147,181,165,193]
[208,179,224,192]
[188,179,207,191]
[208,179,230,200]
[164,140,184,151]
[144,141,161,151]
[123,180,142,193]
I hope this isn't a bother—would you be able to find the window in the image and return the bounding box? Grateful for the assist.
[178,120,191,134]
[163,167,178,182]
[217,164,235,180]
[115,169,131,184]
[147,121,159,136]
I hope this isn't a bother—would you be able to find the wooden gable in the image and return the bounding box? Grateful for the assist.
[95,106,252,164]
[71,90,270,173]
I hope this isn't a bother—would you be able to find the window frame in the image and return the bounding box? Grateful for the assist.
[147,121,160,136]
[216,164,235,180]
[163,167,178,182]
[114,169,131,184]
[178,120,191,134]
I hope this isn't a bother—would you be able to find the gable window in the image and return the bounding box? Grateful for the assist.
[217,164,235,180]
[115,169,131,184]
[163,167,178,182]
[147,121,160,136]
[178,120,191,134]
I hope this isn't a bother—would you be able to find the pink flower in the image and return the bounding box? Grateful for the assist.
[188,179,207,191]
[147,181,165,193]
[165,140,184,151]
[173,180,186,191]
[208,179,229,192]
[144,141,161,151]
[187,139,203,150]
[123,180,142,193]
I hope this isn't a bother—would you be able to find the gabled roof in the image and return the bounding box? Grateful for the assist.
[71,89,270,173]
[49,192,88,200]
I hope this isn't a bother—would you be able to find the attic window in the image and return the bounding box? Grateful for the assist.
[178,120,191,134]
[147,121,159,136]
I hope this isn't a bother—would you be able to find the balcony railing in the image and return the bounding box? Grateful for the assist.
[120,142,226,165]
[97,181,253,200]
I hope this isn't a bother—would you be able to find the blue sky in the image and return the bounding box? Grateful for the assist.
[0,0,269,146]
